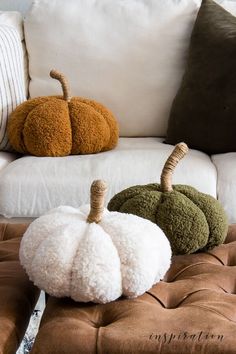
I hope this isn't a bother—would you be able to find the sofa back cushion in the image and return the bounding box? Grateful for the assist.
[24,0,201,137]
[0,12,26,150]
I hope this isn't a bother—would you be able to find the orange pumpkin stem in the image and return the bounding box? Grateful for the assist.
[160,142,189,193]
[87,180,108,223]
[50,69,72,102]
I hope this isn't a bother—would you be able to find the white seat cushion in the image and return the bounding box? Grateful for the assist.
[212,153,236,224]
[0,138,216,218]
[0,151,17,172]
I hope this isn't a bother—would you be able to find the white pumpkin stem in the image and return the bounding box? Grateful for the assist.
[87,180,108,223]
[160,142,189,193]
[50,69,72,102]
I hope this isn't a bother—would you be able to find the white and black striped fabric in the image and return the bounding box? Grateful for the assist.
[0,25,25,150]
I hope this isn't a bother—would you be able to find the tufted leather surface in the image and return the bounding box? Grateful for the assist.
[31,225,236,354]
[0,223,40,354]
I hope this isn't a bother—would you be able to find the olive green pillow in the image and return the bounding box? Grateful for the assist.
[166,0,236,154]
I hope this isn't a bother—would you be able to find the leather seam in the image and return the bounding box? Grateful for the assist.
[0,223,7,242]
[146,291,165,307]
[187,303,236,323]
[205,251,225,266]
[169,261,222,281]
[96,326,100,354]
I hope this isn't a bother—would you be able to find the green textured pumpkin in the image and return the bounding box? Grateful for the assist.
[108,143,228,255]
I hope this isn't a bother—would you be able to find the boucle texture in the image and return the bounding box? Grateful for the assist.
[7,70,119,157]
[108,143,228,255]
[19,181,171,304]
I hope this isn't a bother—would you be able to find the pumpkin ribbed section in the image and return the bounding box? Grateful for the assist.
[108,143,228,254]
[7,70,119,157]
[19,205,171,303]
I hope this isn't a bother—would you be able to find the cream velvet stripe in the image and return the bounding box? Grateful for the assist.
[0,25,25,150]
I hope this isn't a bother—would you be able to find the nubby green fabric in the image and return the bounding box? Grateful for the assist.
[166,0,236,154]
[108,183,228,255]
[108,143,228,255]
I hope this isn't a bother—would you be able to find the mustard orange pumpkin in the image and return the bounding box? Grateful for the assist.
[7,70,119,157]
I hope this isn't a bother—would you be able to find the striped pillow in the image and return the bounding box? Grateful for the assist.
[0,25,26,150]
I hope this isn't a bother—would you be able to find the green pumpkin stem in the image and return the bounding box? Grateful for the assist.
[161,143,189,193]
[87,180,108,223]
[50,69,72,102]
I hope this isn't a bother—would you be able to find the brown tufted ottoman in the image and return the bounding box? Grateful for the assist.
[31,226,236,354]
[0,223,40,354]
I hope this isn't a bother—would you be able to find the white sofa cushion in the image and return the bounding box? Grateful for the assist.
[212,153,236,224]
[0,138,217,218]
[24,0,236,138]
[24,0,202,137]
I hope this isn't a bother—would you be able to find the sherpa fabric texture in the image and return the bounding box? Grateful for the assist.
[166,0,236,154]
[7,96,119,157]
[19,205,171,304]
[108,184,228,255]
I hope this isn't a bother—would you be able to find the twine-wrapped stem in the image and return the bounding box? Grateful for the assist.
[160,143,189,193]
[87,180,108,223]
[50,69,72,102]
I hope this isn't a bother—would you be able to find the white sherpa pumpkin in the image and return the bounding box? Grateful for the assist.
[20,180,171,304]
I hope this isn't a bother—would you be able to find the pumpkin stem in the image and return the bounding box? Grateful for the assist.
[50,69,72,102]
[160,142,189,193]
[87,180,108,223]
